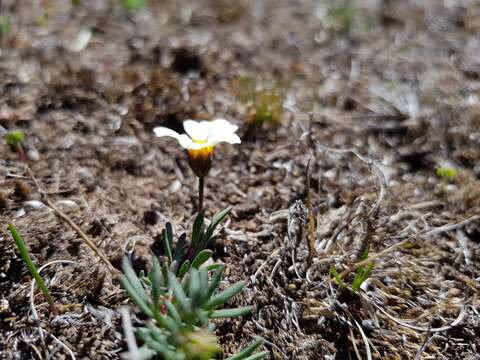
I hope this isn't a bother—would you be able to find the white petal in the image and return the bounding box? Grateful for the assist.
[178,134,198,149]
[208,132,241,147]
[210,118,238,133]
[154,127,181,140]
[183,120,210,142]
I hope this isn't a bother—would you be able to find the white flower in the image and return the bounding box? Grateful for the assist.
[153,119,241,150]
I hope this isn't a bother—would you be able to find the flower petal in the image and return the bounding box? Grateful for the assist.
[153,127,181,140]
[183,120,210,142]
[177,134,199,149]
[210,118,238,133]
[208,132,241,147]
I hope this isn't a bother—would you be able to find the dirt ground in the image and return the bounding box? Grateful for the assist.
[1,0,480,359]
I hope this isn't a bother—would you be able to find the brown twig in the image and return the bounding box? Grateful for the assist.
[305,158,316,263]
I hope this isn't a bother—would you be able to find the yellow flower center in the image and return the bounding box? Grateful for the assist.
[187,147,213,178]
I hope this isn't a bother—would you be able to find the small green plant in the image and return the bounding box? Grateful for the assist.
[159,208,231,279]
[121,257,267,359]
[4,130,25,146]
[4,130,27,160]
[0,15,11,36]
[327,2,355,33]
[436,167,458,183]
[330,247,374,293]
[8,224,58,315]
[121,0,146,11]
[236,77,285,127]
[0,15,12,36]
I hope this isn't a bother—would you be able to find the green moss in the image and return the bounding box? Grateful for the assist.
[4,131,25,146]
[236,76,285,127]
[436,167,458,182]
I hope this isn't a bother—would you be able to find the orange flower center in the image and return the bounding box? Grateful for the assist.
[187,147,213,178]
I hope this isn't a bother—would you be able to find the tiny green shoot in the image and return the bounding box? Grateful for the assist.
[4,130,25,146]
[0,15,11,37]
[8,224,58,315]
[4,130,28,161]
[331,247,373,293]
[436,167,458,182]
[327,2,355,34]
[121,0,146,11]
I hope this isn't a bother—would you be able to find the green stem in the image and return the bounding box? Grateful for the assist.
[8,224,58,316]
[198,177,204,213]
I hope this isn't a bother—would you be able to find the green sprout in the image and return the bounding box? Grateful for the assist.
[0,15,11,36]
[236,77,285,127]
[121,257,267,359]
[4,130,27,161]
[327,2,355,34]
[121,0,146,11]
[8,224,58,315]
[330,247,374,293]
[436,167,458,183]
[4,130,25,146]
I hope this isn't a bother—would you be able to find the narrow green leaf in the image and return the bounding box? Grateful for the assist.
[164,300,181,323]
[360,245,370,261]
[168,272,191,315]
[201,208,230,248]
[206,280,245,310]
[210,306,253,318]
[178,260,190,279]
[121,276,153,318]
[188,269,201,307]
[190,249,213,269]
[192,212,205,247]
[242,352,269,360]
[197,267,209,305]
[226,338,265,360]
[150,256,164,305]
[165,223,173,248]
[207,265,225,299]
[173,233,187,264]
[161,228,172,262]
[330,267,346,288]
[8,224,57,315]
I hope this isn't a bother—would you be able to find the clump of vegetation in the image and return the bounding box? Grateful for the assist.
[121,257,267,359]
[121,0,146,11]
[8,225,58,315]
[4,130,27,160]
[122,207,267,359]
[330,247,374,293]
[436,166,458,183]
[157,208,230,279]
[327,2,355,34]
[236,77,285,127]
[0,15,11,36]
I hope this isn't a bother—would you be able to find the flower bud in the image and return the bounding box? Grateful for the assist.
[187,147,213,178]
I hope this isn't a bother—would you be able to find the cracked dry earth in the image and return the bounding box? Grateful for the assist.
[1,0,480,359]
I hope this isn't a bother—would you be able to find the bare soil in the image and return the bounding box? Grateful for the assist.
[1,0,480,359]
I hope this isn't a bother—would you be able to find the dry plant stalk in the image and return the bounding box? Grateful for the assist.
[305,159,316,263]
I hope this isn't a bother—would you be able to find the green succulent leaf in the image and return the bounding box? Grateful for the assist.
[121,257,154,318]
[191,249,213,269]
[206,280,245,310]
[226,338,266,360]
[210,306,253,318]
[192,212,205,247]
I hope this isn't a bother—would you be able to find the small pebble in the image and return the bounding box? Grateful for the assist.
[23,200,48,210]
[55,199,78,210]
[446,288,462,298]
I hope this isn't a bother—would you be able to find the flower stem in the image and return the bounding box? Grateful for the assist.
[198,177,204,213]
